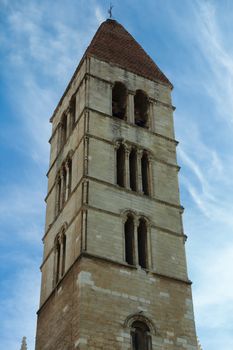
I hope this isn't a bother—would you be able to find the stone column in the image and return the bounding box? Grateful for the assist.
[137,149,143,193]
[148,154,154,197]
[65,161,70,201]
[146,222,152,270]
[125,145,131,189]
[114,143,119,185]
[57,122,62,153]
[127,92,135,124]
[55,176,60,215]
[84,136,89,176]
[66,107,71,136]
[60,169,65,209]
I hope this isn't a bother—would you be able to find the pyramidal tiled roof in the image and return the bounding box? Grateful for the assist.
[85,19,172,88]
[51,19,172,121]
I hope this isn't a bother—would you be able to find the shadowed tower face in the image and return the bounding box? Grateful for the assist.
[35,19,198,350]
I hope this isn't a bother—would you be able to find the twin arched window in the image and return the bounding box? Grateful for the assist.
[54,229,66,286]
[124,214,149,269]
[56,156,73,215]
[112,82,149,128]
[116,143,151,196]
[59,94,76,151]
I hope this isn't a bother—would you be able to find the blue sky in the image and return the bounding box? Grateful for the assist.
[0,0,233,349]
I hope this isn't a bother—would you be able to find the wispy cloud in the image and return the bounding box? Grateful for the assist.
[0,1,105,349]
[172,2,233,348]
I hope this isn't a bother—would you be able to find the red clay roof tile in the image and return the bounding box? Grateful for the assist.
[86,19,172,88]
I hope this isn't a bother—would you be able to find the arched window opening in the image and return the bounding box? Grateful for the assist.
[70,96,76,132]
[131,321,151,350]
[61,113,68,147]
[61,234,66,276]
[112,82,127,120]
[129,149,137,191]
[117,144,125,187]
[57,176,62,214]
[141,153,149,195]
[124,215,135,265]
[137,219,148,269]
[134,90,149,128]
[55,240,61,284]
[68,159,72,196]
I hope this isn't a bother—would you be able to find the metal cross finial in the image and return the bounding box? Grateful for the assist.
[108,3,113,18]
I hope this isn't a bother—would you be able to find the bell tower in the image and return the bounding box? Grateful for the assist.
[35,19,198,350]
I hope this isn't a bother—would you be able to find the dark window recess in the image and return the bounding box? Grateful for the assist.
[141,153,149,195]
[129,149,137,191]
[61,113,68,147]
[112,82,127,120]
[124,215,134,265]
[134,90,149,128]
[137,219,148,269]
[117,144,125,187]
[70,96,76,131]
[131,321,151,350]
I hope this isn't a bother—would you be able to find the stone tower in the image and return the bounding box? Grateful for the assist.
[35,19,198,350]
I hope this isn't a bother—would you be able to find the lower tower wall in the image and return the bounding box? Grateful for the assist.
[36,255,197,350]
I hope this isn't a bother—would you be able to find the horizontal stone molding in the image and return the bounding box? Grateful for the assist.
[37,251,192,315]
[87,106,179,145]
[86,175,184,211]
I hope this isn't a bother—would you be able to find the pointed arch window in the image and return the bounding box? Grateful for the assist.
[131,321,152,350]
[112,82,127,120]
[134,90,149,128]
[124,214,135,265]
[141,152,150,195]
[117,144,125,187]
[137,218,148,269]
